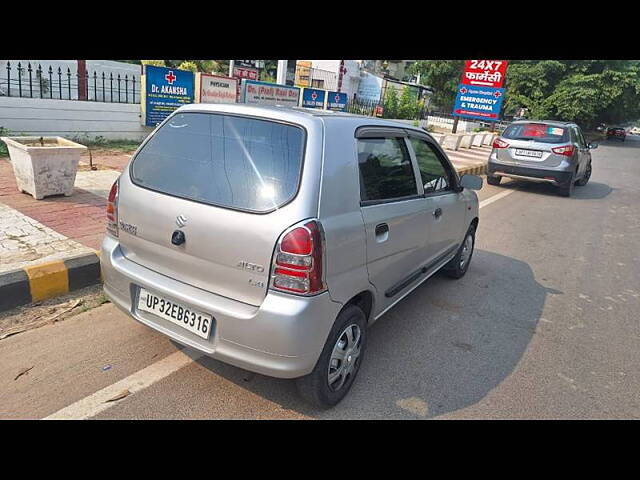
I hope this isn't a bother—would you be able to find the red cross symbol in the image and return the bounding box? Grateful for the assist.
[311,91,317,101]
[494,91,502,98]
[460,87,467,94]
[165,71,177,84]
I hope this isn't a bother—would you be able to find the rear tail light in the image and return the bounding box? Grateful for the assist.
[270,220,326,295]
[551,145,575,157]
[106,179,119,237]
[492,138,509,149]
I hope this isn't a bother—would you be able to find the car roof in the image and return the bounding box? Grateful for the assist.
[510,119,578,128]
[176,103,423,131]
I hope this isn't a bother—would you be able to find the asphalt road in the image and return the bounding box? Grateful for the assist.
[2,135,639,419]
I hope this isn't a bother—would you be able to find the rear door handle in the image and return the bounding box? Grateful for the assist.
[433,208,443,218]
[375,223,389,236]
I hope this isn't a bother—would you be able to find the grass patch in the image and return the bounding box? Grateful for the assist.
[0,128,142,156]
[73,136,142,153]
[0,126,9,156]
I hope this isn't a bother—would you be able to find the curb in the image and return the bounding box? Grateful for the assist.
[455,164,487,176]
[0,251,101,312]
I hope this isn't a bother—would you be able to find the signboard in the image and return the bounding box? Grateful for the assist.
[295,61,312,87]
[453,84,505,120]
[301,88,326,109]
[327,91,348,111]
[357,71,384,102]
[233,67,259,99]
[142,65,194,127]
[233,66,259,81]
[197,73,237,104]
[241,79,300,106]
[461,60,508,88]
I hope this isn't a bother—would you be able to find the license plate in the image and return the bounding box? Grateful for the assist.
[514,148,543,158]
[137,288,213,339]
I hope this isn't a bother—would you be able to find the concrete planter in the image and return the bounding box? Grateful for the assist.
[0,136,87,200]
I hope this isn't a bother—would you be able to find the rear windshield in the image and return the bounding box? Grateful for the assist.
[502,123,569,144]
[130,112,305,213]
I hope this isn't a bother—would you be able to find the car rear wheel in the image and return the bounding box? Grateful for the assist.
[443,225,476,279]
[487,175,501,186]
[296,305,367,409]
[576,162,592,186]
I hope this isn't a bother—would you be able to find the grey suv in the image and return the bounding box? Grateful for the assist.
[487,120,597,197]
[100,103,482,408]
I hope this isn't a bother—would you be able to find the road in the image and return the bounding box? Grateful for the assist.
[2,135,639,419]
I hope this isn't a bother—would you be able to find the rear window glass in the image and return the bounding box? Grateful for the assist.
[502,123,569,144]
[357,137,418,201]
[130,112,305,212]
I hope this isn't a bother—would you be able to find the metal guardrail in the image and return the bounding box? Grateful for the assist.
[1,62,140,104]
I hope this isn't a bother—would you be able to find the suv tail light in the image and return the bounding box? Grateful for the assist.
[270,220,326,295]
[551,145,575,157]
[492,138,509,149]
[106,179,119,237]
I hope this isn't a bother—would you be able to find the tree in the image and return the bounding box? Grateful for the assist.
[177,61,198,73]
[505,60,640,128]
[141,60,166,67]
[409,60,464,112]
[382,87,399,118]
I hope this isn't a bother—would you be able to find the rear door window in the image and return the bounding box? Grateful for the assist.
[357,137,419,202]
[502,123,569,144]
[130,112,305,213]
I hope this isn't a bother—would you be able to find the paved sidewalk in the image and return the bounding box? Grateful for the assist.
[0,153,127,277]
[0,202,94,274]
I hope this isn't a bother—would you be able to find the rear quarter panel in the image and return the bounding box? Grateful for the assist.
[318,118,374,309]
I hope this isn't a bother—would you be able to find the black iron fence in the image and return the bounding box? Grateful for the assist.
[1,62,140,103]
[344,97,382,117]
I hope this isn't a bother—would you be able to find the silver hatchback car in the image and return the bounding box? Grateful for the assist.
[487,120,597,196]
[100,103,482,408]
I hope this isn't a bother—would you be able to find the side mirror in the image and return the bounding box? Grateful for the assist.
[588,142,598,150]
[459,174,483,191]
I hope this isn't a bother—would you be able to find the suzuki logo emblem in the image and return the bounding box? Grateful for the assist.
[176,215,187,227]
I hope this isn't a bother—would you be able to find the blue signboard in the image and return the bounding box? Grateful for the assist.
[327,91,348,111]
[453,84,504,121]
[301,88,326,109]
[143,65,194,127]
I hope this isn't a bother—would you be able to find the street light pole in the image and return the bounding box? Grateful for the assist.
[229,60,234,78]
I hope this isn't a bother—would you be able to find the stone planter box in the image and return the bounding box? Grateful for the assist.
[0,136,87,200]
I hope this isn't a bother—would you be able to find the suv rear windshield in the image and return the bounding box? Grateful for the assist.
[502,123,570,144]
[130,112,306,213]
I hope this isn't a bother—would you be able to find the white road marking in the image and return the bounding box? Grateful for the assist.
[44,349,203,420]
[43,186,520,420]
[479,188,516,209]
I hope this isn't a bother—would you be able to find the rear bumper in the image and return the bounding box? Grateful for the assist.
[100,235,342,379]
[487,159,573,186]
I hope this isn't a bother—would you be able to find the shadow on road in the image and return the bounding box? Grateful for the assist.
[497,179,612,200]
[193,249,554,419]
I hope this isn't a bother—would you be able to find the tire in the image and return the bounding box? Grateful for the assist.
[296,305,367,409]
[487,175,501,186]
[576,162,591,186]
[558,177,574,197]
[443,224,476,279]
